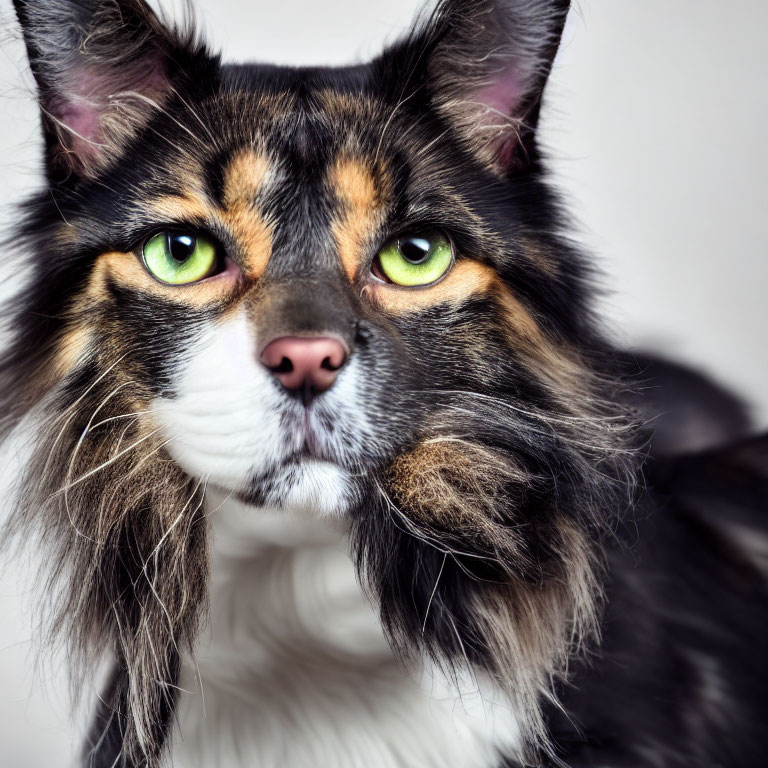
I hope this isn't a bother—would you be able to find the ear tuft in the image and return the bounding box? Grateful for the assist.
[13,0,204,179]
[46,53,169,173]
[420,0,571,172]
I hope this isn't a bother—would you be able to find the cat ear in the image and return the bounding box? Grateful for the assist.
[13,0,208,180]
[400,0,570,172]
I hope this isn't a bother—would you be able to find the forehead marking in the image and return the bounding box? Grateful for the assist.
[144,150,274,281]
[218,149,274,279]
[147,194,211,223]
[328,156,387,282]
[221,150,270,208]
[317,89,378,122]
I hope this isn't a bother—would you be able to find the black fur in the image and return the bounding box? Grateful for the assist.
[544,435,768,767]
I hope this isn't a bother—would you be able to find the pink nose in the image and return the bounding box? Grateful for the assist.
[260,336,349,402]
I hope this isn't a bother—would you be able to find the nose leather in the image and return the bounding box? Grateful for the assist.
[260,336,349,402]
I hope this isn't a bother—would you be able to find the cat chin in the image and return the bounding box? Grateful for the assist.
[236,459,354,518]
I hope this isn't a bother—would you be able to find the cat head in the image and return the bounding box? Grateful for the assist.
[4,0,636,763]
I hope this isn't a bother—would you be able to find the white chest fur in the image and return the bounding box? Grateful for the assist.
[169,491,521,768]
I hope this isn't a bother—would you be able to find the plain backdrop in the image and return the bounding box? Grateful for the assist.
[0,1,766,765]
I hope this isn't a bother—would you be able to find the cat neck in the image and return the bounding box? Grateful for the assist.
[170,489,522,768]
[200,488,393,665]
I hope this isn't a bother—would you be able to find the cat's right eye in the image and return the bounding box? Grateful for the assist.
[142,231,221,285]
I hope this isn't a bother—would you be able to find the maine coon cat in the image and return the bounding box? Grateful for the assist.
[3,1,767,766]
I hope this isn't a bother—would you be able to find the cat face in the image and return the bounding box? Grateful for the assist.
[21,56,588,515]
[5,0,636,764]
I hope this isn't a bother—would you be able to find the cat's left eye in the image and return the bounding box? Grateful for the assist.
[373,231,453,287]
[142,231,220,285]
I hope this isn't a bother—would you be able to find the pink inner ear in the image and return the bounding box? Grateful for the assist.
[474,65,524,123]
[56,101,104,160]
[471,65,526,167]
[52,57,168,168]
[52,71,108,163]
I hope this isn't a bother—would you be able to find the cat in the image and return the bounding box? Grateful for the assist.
[3,1,767,766]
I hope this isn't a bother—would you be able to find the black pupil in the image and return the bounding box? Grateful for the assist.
[399,236,431,264]
[168,233,196,262]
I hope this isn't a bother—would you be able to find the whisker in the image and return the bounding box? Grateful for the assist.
[373,479,505,580]
[57,427,164,495]
[422,552,447,636]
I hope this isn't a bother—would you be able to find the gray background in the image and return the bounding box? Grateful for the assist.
[0,1,766,765]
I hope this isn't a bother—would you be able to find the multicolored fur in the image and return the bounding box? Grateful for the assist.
[2,1,766,767]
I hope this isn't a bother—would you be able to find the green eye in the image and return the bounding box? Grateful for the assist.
[375,232,453,287]
[143,231,219,285]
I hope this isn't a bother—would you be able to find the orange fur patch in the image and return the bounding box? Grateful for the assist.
[221,150,271,208]
[146,194,211,224]
[103,150,274,300]
[53,325,93,379]
[368,257,580,390]
[366,259,497,313]
[389,438,528,533]
[329,156,388,281]
[218,150,274,278]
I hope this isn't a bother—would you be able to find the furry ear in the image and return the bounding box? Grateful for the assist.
[403,0,570,171]
[13,0,206,180]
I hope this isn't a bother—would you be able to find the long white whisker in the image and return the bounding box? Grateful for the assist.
[58,381,134,541]
[57,427,164,495]
[422,552,447,636]
[88,409,156,432]
[373,479,505,581]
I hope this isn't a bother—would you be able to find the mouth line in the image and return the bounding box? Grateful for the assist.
[298,439,326,461]
[282,408,336,460]
[284,437,355,470]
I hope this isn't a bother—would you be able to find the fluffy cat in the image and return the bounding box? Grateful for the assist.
[2,1,766,766]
